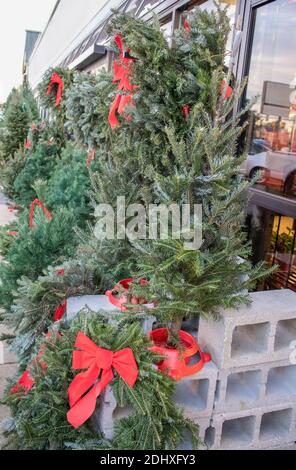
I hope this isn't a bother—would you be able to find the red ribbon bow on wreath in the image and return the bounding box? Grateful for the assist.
[29,199,53,228]
[67,332,139,428]
[46,72,64,107]
[108,34,139,129]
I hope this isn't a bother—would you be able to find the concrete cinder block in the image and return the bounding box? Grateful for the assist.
[208,403,296,450]
[198,289,296,368]
[177,416,210,450]
[214,363,265,414]
[214,359,296,413]
[92,385,132,440]
[67,295,117,321]
[173,361,218,419]
[67,295,156,333]
[265,442,296,450]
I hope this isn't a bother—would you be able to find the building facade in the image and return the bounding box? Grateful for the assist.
[26,0,296,293]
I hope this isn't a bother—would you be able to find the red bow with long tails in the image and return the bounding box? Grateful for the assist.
[46,72,64,107]
[29,199,53,228]
[108,34,138,129]
[67,332,139,428]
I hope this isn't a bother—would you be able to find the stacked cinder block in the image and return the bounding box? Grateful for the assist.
[198,289,296,450]
[173,362,218,445]
[66,294,156,333]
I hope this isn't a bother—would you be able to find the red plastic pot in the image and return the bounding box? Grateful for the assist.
[105,278,149,311]
[149,328,211,381]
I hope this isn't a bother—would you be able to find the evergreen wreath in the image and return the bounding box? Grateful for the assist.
[38,67,73,117]
[2,313,200,450]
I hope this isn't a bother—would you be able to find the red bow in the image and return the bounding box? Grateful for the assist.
[220,79,233,99]
[182,104,190,117]
[24,139,31,149]
[53,300,67,322]
[29,199,53,228]
[7,231,19,237]
[10,370,34,395]
[55,268,65,276]
[184,19,191,33]
[67,332,139,428]
[46,72,64,107]
[108,34,138,129]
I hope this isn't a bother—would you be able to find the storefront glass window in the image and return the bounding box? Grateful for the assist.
[264,214,296,292]
[198,0,237,67]
[244,0,296,199]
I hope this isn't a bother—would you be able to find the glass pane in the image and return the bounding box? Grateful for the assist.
[244,0,296,199]
[265,215,296,290]
[199,0,237,66]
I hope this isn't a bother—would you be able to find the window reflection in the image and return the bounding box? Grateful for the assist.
[198,0,237,66]
[244,0,296,199]
[264,215,296,292]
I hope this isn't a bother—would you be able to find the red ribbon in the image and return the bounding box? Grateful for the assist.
[67,332,139,428]
[108,34,138,129]
[182,104,190,117]
[29,199,53,228]
[184,19,190,33]
[46,72,64,107]
[7,231,19,237]
[55,268,65,276]
[10,332,61,396]
[53,300,67,322]
[24,139,31,149]
[10,370,34,395]
[220,79,233,99]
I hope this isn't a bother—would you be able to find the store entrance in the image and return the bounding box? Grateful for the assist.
[241,0,296,292]
[249,207,296,292]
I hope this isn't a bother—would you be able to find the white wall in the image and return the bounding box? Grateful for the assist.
[28,0,123,89]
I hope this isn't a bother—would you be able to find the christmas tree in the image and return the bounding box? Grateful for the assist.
[84,6,272,331]
[0,205,78,310]
[0,85,38,161]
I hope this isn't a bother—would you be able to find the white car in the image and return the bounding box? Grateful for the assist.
[241,140,296,195]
